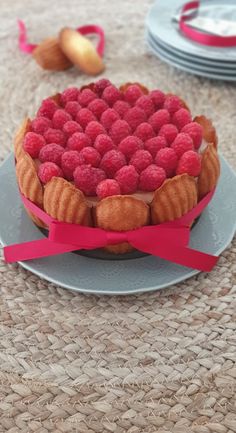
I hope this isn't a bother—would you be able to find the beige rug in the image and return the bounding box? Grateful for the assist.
[0,0,236,431]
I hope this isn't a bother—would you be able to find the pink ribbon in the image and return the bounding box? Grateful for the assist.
[179,1,236,47]
[3,189,218,272]
[17,20,105,56]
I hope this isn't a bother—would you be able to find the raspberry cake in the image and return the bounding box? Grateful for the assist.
[14,80,220,253]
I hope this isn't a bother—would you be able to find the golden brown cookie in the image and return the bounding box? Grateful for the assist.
[194,115,218,148]
[151,174,198,224]
[119,82,149,95]
[32,37,73,71]
[198,143,220,199]
[14,118,31,161]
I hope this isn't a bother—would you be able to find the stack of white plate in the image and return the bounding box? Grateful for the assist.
[146,0,236,81]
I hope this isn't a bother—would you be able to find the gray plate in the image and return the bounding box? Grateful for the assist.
[147,0,236,62]
[0,154,236,295]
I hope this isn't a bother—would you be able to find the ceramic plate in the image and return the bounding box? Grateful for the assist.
[0,154,235,295]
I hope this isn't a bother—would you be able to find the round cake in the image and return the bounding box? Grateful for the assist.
[14,79,220,253]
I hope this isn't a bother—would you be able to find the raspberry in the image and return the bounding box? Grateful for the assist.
[85,121,106,142]
[74,165,106,195]
[139,165,166,191]
[149,109,170,132]
[52,109,72,129]
[100,150,126,177]
[37,98,58,119]
[96,179,121,198]
[63,120,83,137]
[39,144,64,165]
[100,108,120,130]
[38,162,63,184]
[76,108,96,128]
[61,87,79,105]
[44,128,66,146]
[124,107,146,131]
[181,122,203,149]
[124,85,143,104]
[159,124,178,145]
[135,95,155,117]
[61,150,84,180]
[94,134,114,156]
[113,100,130,117]
[65,101,81,118]
[78,89,97,106]
[115,165,139,194]
[87,99,109,119]
[149,90,165,109]
[23,132,46,158]
[155,148,178,177]
[109,120,131,145]
[118,136,143,160]
[164,95,183,115]
[94,79,111,96]
[31,117,52,134]
[102,85,123,106]
[67,132,91,151]
[144,136,167,158]
[130,149,153,173]
[171,133,194,158]
[172,108,192,130]
[134,123,155,141]
[80,147,101,167]
[176,150,201,176]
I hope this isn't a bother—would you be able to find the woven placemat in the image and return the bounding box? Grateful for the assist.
[0,0,236,432]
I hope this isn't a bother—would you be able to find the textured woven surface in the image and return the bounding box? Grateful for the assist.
[0,1,236,432]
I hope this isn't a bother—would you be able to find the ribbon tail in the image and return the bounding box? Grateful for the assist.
[17,20,37,54]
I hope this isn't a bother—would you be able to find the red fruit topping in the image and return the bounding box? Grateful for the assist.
[113,100,130,117]
[177,150,201,176]
[38,162,63,184]
[109,120,131,145]
[39,143,64,165]
[85,121,106,142]
[118,136,143,160]
[74,165,106,195]
[115,165,139,194]
[134,122,155,141]
[130,149,153,173]
[171,133,194,158]
[87,98,109,119]
[124,84,143,104]
[100,149,126,177]
[44,128,66,146]
[164,95,182,115]
[96,179,121,198]
[63,120,83,137]
[102,85,123,105]
[139,165,166,191]
[67,132,91,151]
[80,146,101,167]
[94,79,112,96]
[144,136,167,158]
[52,109,72,129]
[65,101,81,118]
[181,122,203,149]
[100,108,120,130]
[172,108,192,130]
[61,150,84,180]
[61,87,79,105]
[124,107,147,131]
[159,124,178,145]
[31,117,52,134]
[78,88,97,106]
[149,90,165,109]
[76,108,96,128]
[155,147,178,177]
[135,95,155,117]
[149,109,170,132]
[94,134,114,156]
[23,132,46,158]
[37,98,58,119]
